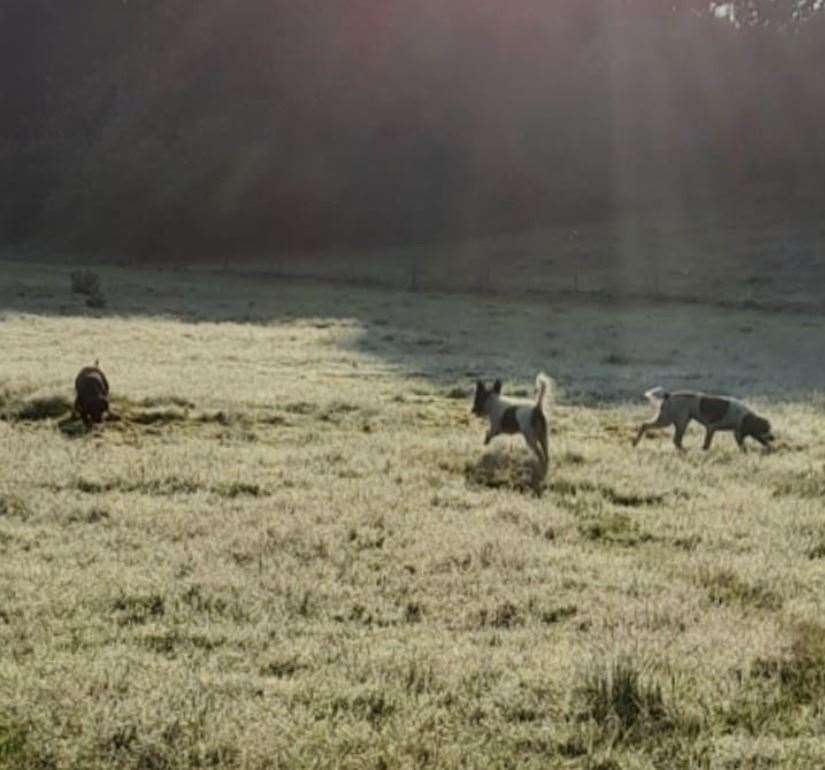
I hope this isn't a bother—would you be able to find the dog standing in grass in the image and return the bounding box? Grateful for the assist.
[472,372,551,469]
[633,387,774,451]
[74,362,110,427]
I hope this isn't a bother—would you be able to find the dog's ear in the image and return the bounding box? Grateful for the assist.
[493,380,502,394]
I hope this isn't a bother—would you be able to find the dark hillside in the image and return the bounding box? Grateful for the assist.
[2,0,823,259]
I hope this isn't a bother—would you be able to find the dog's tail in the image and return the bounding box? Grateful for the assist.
[644,386,669,406]
[535,372,553,410]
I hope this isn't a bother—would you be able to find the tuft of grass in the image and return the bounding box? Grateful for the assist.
[559,450,586,465]
[578,513,654,546]
[0,494,30,520]
[600,488,665,507]
[67,506,111,524]
[0,719,28,766]
[71,476,203,496]
[773,469,825,499]
[260,657,308,679]
[211,481,267,498]
[533,603,578,625]
[699,568,783,611]
[806,540,825,560]
[603,353,631,365]
[479,601,522,629]
[725,622,825,736]
[750,622,825,705]
[112,593,166,625]
[576,656,671,745]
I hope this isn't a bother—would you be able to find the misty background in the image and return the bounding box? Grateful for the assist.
[2,0,823,262]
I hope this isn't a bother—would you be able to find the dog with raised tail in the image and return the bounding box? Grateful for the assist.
[74,361,110,427]
[633,386,774,451]
[471,372,552,467]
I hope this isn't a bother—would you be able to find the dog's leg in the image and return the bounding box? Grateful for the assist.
[633,414,671,447]
[484,428,498,445]
[702,427,716,450]
[673,417,689,450]
[538,427,549,467]
[735,430,747,452]
[524,434,546,467]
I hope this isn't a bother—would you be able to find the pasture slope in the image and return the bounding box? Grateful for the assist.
[2,258,825,769]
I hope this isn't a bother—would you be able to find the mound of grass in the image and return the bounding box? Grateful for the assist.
[464,452,545,494]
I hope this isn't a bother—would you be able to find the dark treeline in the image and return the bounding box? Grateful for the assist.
[2,0,824,258]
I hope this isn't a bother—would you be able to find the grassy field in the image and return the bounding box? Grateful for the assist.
[2,259,825,769]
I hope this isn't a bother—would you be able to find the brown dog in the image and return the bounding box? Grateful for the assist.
[74,363,110,427]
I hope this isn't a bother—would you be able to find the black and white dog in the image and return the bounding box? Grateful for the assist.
[633,387,774,451]
[472,373,551,467]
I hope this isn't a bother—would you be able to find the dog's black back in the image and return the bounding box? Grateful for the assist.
[75,366,110,425]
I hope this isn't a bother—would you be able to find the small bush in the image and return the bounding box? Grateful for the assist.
[603,353,631,366]
[85,292,107,309]
[70,270,101,296]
